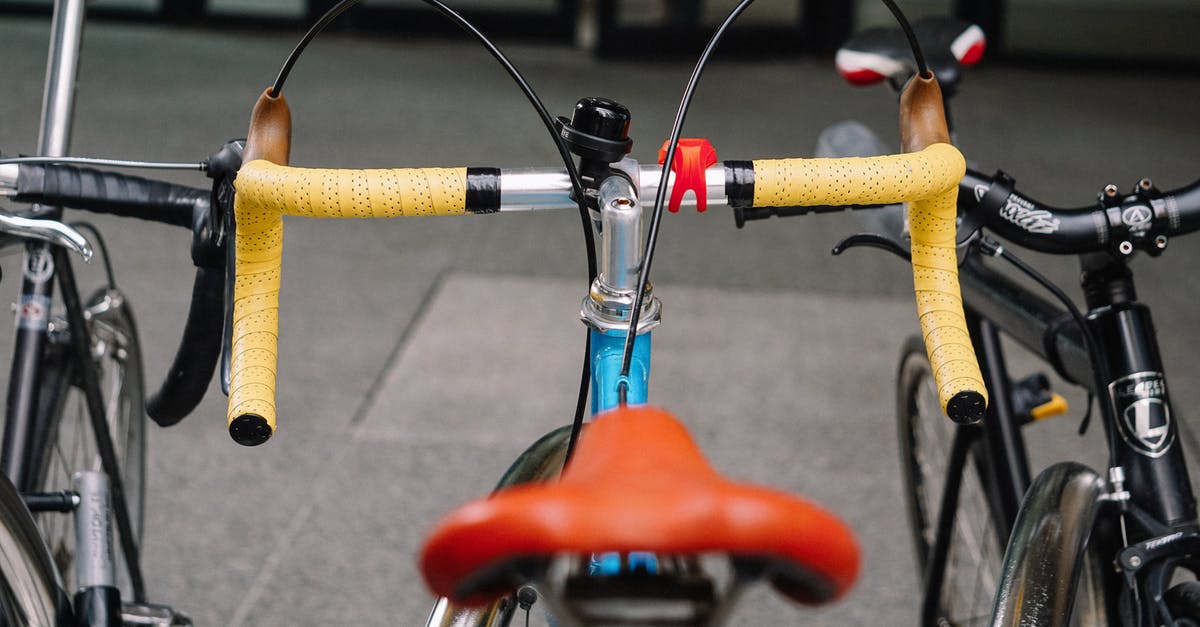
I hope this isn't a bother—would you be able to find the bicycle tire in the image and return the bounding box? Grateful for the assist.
[1167,581,1200,626]
[31,287,146,595]
[896,335,1005,625]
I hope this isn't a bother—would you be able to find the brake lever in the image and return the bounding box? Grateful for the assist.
[201,140,244,398]
[831,232,910,262]
[0,212,93,261]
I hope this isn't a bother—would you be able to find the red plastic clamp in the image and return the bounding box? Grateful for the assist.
[657,138,717,213]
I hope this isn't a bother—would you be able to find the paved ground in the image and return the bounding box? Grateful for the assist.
[0,15,1198,626]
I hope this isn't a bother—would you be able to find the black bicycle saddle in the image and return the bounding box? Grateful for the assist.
[835,17,985,95]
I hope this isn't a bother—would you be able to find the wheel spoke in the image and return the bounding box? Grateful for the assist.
[33,299,146,599]
[902,346,1003,627]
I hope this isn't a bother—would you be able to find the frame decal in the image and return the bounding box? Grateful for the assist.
[16,295,51,331]
[1109,371,1174,458]
[23,247,55,285]
[975,184,1060,234]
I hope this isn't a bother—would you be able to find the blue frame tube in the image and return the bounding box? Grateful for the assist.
[590,329,651,414]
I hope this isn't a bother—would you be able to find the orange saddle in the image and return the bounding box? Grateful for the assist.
[420,405,860,607]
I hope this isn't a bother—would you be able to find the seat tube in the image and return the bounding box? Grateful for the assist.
[3,0,86,488]
[581,173,659,415]
[2,251,57,489]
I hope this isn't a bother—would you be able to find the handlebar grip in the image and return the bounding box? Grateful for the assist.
[909,184,987,422]
[751,147,961,208]
[751,142,986,422]
[902,74,986,423]
[146,266,224,426]
[227,159,469,445]
[15,164,202,227]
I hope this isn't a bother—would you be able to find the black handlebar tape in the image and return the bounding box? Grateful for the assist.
[145,266,224,426]
[15,164,204,228]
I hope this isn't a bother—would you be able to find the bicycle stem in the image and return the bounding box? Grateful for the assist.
[581,171,658,412]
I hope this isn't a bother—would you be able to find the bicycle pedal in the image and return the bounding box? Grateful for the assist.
[121,602,192,626]
[1011,373,1068,423]
[1031,392,1069,421]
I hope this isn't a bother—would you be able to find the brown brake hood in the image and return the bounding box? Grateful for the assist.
[899,73,950,153]
[243,88,292,166]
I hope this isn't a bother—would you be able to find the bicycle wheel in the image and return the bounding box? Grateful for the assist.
[32,287,146,594]
[0,470,69,626]
[896,336,1004,626]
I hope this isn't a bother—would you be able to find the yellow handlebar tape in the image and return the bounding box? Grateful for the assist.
[753,144,987,423]
[227,160,469,445]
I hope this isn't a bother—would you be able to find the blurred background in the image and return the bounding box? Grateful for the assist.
[0,0,1198,625]
[4,0,1200,65]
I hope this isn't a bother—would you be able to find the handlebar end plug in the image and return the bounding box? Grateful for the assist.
[230,413,272,446]
[946,390,986,424]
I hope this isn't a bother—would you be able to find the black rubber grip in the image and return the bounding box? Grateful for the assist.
[146,266,224,426]
[15,164,205,228]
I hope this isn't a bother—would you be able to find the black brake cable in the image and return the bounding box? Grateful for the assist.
[0,156,205,171]
[615,0,934,399]
[615,0,757,403]
[880,0,929,77]
[980,238,1120,466]
[414,0,597,465]
[266,0,598,463]
[269,0,362,99]
[69,222,116,288]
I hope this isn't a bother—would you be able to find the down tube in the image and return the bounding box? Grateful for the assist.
[591,330,651,414]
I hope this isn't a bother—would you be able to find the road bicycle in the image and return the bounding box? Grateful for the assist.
[0,0,235,623]
[212,1,998,625]
[9,4,1180,624]
[812,16,1200,626]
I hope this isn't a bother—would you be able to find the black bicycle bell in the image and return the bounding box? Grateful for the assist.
[557,97,633,165]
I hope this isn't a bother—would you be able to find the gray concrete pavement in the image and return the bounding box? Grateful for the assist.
[0,15,1198,626]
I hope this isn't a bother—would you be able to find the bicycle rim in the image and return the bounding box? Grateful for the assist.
[34,288,146,595]
[897,337,1004,626]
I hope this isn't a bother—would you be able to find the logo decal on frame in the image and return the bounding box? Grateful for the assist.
[24,247,54,284]
[1109,371,1174,458]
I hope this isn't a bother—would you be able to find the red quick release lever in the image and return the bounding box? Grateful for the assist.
[657,138,717,213]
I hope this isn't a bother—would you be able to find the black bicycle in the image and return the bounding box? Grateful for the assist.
[804,16,1200,627]
[0,0,236,622]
